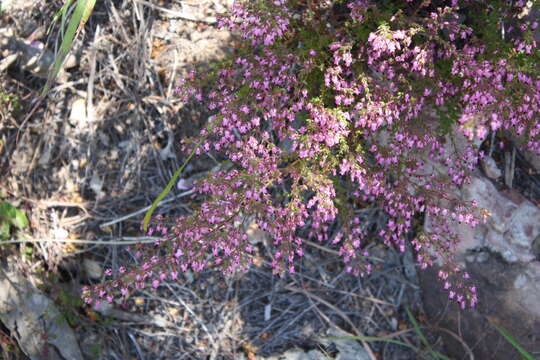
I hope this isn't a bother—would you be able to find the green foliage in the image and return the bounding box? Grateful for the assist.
[298,26,333,55]
[436,103,461,136]
[143,136,206,231]
[491,322,535,360]
[512,50,540,76]
[56,289,84,327]
[87,344,102,359]
[469,1,510,53]
[404,307,450,360]
[236,84,251,99]
[0,201,29,240]
[301,66,327,100]
[42,0,96,97]
[0,90,21,120]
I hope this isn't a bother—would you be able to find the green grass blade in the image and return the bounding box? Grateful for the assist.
[59,1,72,41]
[142,138,205,232]
[405,307,451,360]
[0,221,10,240]
[80,0,95,27]
[325,335,420,351]
[491,323,535,360]
[48,0,75,34]
[326,334,450,360]
[42,0,96,97]
[405,307,432,349]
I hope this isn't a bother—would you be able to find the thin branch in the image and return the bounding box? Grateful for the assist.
[285,284,378,360]
[0,236,161,246]
[134,0,217,24]
[100,189,194,229]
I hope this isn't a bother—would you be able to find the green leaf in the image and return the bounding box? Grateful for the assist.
[491,323,535,360]
[10,207,28,229]
[405,307,431,349]
[236,84,251,99]
[142,137,205,231]
[405,306,449,360]
[0,202,11,217]
[0,202,17,220]
[325,335,419,351]
[42,0,96,97]
[0,202,28,230]
[49,0,75,33]
[0,221,10,240]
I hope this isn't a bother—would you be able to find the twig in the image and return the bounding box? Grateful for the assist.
[504,147,516,189]
[0,53,18,72]
[100,189,194,229]
[159,284,218,349]
[167,49,178,100]
[87,25,100,124]
[304,238,385,263]
[267,301,317,340]
[488,131,495,158]
[284,284,378,360]
[16,97,43,144]
[134,0,217,24]
[303,239,339,255]
[127,332,146,360]
[108,1,130,42]
[49,79,87,93]
[132,0,143,22]
[0,236,160,246]
[60,213,91,227]
[324,288,393,306]
[429,326,474,360]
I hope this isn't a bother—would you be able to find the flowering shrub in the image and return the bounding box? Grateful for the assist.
[84,0,540,309]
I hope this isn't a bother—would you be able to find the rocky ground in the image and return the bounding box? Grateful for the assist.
[1,1,538,359]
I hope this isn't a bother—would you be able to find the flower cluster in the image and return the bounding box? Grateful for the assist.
[217,0,291,46]
[84,0,540,310]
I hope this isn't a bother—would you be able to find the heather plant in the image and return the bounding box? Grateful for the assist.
[83,0,540,310]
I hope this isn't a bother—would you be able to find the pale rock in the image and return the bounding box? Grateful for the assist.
[89,171,104,198]
[453,176,539,263]
[508,132,540,173]
[0,0,39,13]
[64,52,78,69]
[83,258,103,280]
[0,259,83,360]
[258,349,327,360]
[93,301,170,327]
[246,219,269,245]
[394,109,540,358]
[420,147,540,359]
[480,156,502,179]
[69,97,87,127]
[53,227,69,241]
[320,328,370,360]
